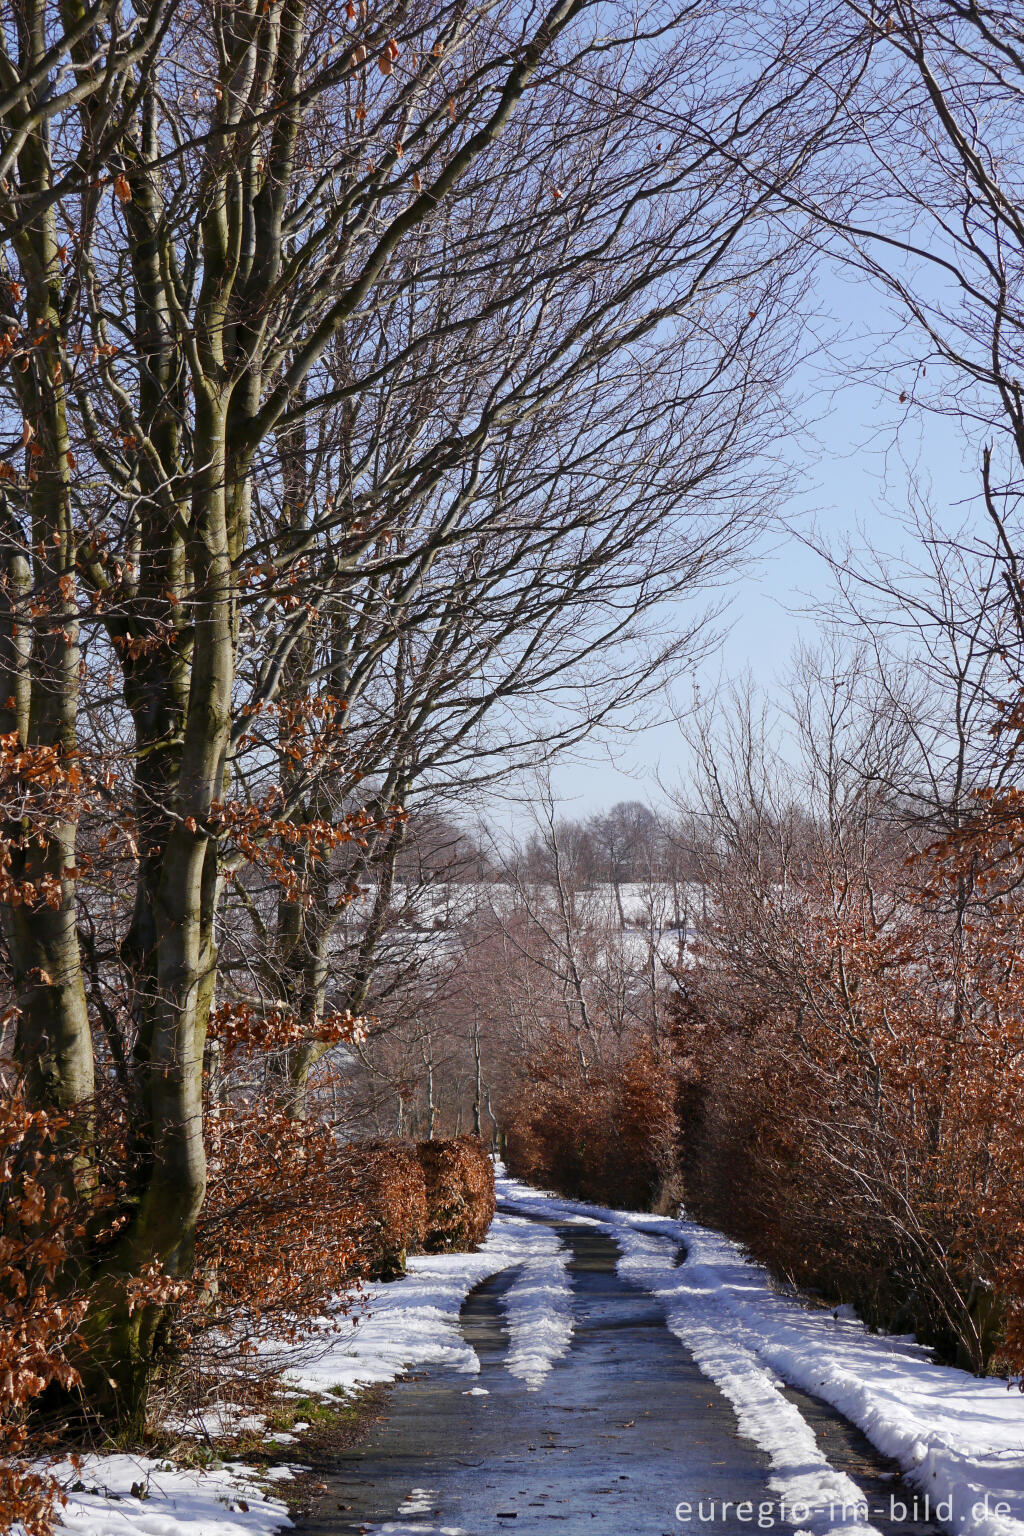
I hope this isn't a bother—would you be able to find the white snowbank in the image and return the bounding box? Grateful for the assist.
[497,1173,1024,1536]
[50,1454,292,1536]
[673,1220,1024,1536]
[616,1222,882,1536]
[496,1216,574,1389]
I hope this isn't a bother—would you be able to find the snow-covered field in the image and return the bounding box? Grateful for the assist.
[330,878,701,973]
[42,1173,1024,1536]
[337,878,704,936]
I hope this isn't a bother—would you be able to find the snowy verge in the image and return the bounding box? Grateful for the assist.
[497,1172,1024,1536]
[49,1454,293,1536]
[282,1210,537,1396]
[619,1221,882,1536]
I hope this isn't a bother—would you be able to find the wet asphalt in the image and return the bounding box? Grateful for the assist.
[291,1216,940,1536]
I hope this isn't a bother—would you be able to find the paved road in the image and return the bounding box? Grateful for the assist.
[292,1216,939,1536]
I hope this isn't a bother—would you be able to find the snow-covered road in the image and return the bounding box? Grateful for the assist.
[494,1178,1024,1536]
[49,1175,1024,1536]
[294,1211,816,1536]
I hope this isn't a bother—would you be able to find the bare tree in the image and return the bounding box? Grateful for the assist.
[783,3,1024,692]
[0,0,666,1423]
[0,0,864,1425]
[204,0,863,1120]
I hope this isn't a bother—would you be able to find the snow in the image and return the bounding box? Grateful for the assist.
[670,1220,1024,1536]
[397,1487,438,1515]
[615,1221,883,1536]
[369,1528,465,1536]
[49,1454,292,1536]
[330,879,701,977]
[47,1213,537,1536]
[496,1216,574,1389]
[45,1165,1024,1536]
[497,1172,1024,1536]
[282,1210,541,1396]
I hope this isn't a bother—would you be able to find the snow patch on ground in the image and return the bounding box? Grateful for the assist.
[497,1215,574,1389]
[497,1172,1024,1536]
[50,1454,292,1536]
[370,1528,466,1536]
[396,1486,438,1514]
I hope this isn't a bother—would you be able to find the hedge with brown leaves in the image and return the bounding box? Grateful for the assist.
[346,1140,428,1279]
[675,810,1024,1376]
[187,1105,364,1358]
[416,1136,495,1253]
[504,1036,678,1211]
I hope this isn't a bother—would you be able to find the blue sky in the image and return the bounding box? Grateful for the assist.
[538,266,984,820]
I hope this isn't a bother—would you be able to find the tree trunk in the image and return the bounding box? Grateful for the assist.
[1,17,93,1114]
